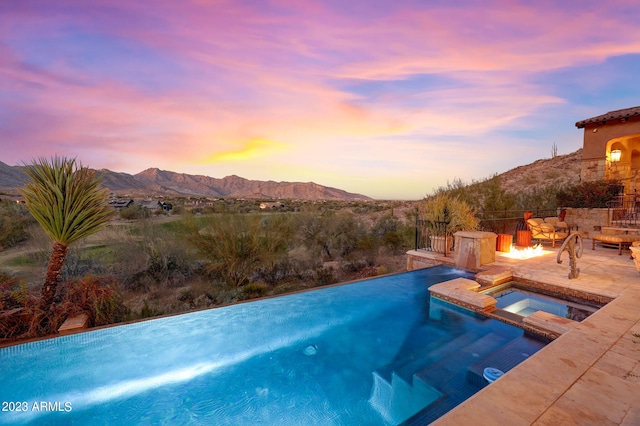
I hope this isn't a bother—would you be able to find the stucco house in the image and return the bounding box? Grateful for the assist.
[576,106,640,194]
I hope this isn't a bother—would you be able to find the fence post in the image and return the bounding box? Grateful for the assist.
[415,214,419,250]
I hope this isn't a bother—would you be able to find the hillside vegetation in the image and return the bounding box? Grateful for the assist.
[496,149,582,194]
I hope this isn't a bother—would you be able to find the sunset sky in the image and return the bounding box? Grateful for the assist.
[2,1,640,199]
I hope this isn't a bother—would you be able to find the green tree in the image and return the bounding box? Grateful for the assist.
[19,157,112,313]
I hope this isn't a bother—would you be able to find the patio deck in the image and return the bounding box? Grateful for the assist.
[430,239,640,425]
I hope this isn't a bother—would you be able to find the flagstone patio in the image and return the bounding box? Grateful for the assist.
[428,240,640,425]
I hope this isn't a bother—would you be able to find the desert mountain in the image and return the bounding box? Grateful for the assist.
[0,162,371,200]
[0,149,583,200]
[0,161,28,190]
[132,168,371,200]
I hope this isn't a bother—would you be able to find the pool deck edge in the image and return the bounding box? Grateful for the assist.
[431,240,640,426]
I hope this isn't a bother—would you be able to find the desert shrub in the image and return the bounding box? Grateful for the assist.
[314,266,338,286]
[0,272,40,339]
[272,280,308,295]
[556,180,621,208]
[376,266,389,276]
[120,221,194,291]
[171,204,185,215]
[0,271,26,310]
[0,201,33,250]
[187,213,293,288]
[240,282,269,300]
[419,193,479,234]
[298,211,367,261]
[544,169,562,180]
[120,204,150,220]
[0,274,128,338]
[257,258,296,286]
[55,276,129,327]
[513,184,562,211]
[475,176,517,213]
[371,213,413,254]
[143,239,193,286]
[139,299,164,318]
[61,247,108,281]
[430,175,516,213]
[177,289,195,304]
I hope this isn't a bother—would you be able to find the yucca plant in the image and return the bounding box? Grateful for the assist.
[19,157,113,312]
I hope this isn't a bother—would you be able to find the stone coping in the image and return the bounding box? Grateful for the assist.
[429,278,497,311]
[522,311,579,336]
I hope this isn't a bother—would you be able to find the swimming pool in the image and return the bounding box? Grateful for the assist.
[0,266,546,425]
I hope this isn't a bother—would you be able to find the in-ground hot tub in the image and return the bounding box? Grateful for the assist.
[481,282,605,322]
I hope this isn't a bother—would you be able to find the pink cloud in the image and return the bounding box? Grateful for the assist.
[1,0,639,198]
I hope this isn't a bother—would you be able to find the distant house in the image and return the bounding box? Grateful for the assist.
[108,199,134,208]
[139,200,162,210]
[136,200,173,211]
[259,202,285,210]
[576,106,640,194]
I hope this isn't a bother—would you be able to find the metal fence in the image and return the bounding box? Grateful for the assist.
[414,208,559,252]
[606,194,639,228]
[476,208,558,237]
[414,219,452,255]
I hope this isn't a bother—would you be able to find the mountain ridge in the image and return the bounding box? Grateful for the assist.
[0,163,372,200]
[0,149,584,200]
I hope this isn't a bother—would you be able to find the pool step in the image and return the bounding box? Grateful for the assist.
[377,331,478,383]
[370,332,510,425]
[394,332,489,383]
[369,370,442,425]
[466,335,547,388]
[413,332,511,386]
[402,334,524,425]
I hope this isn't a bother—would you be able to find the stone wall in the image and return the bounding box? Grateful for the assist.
[563,208,609,238]
[580,158,606,182]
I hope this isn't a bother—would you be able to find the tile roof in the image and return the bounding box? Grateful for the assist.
[575,106,640,128]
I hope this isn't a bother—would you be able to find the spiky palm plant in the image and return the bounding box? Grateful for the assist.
[19,157,112,311]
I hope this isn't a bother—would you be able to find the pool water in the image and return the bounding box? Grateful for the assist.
[0,266,546,425]
[484,285,600,321]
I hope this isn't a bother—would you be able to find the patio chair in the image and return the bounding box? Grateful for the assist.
[544,217,569,231]
[527,218,569,248]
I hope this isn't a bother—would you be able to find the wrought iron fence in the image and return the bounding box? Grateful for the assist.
[414,219,452,255]
[477,208,558,237]
[415,208,559,252]
[606,194,640,228]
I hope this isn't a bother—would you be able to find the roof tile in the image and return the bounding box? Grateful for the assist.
[575,106,640,128]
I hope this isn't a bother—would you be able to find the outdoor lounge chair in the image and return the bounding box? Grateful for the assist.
[527,218,569,248]
[543,217,568,231]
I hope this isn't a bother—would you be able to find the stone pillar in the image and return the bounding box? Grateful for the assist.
[454,231,497,270]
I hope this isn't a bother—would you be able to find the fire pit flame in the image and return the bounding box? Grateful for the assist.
[503,244,545,259]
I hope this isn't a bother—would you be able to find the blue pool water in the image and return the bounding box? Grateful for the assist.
[0,266,546,425]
